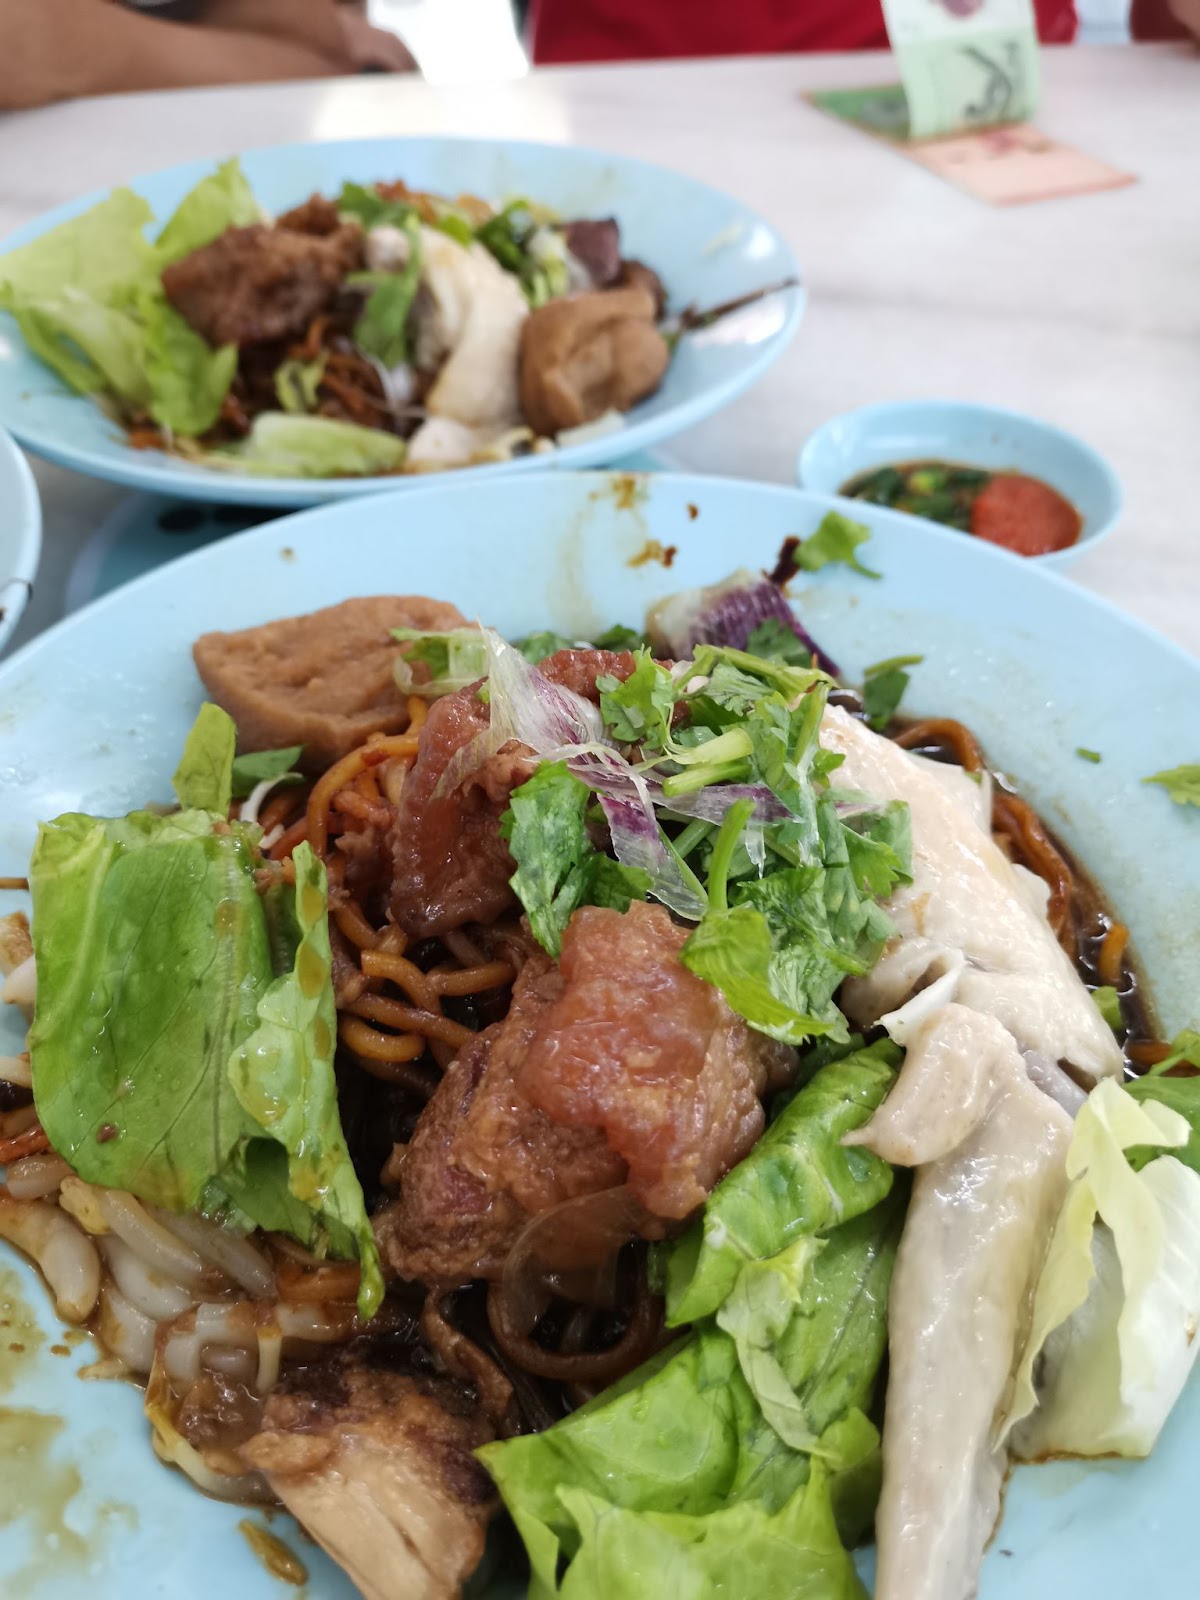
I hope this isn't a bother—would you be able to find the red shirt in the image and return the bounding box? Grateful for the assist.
[531,0,1077,65]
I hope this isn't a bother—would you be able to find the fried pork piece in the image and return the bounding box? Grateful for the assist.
[193,595,467,773]
[376,901,796,1282]
[241,1354,494,1600]
[389,647,635,938]
[162,221,363,347]
[519,284,669,437]
[275,193,344,237]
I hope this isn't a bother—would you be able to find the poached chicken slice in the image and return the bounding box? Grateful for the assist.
[821,705,1121,1085]
[851,1005,1073,1600]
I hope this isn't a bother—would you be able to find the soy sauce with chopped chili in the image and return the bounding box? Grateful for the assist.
[842,460,1082,557]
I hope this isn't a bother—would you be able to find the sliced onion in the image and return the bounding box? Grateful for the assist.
[255,1325,282,1393]
[92,1191,211,1286]
[0,1053,32,1089]
[96,1282,157,1374]
[276,1301,357,1344]
[152,1208,275,1299]
[202,1345,258,1383]
[0,1195,101,1322]
[102,1235,196,1323]
[499,1186,648,1336]
[647,569,840,679]
[5,1152,70,1199]
[0,954,35,1014]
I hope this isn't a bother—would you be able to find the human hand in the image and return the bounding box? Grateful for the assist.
[335,9,417,70]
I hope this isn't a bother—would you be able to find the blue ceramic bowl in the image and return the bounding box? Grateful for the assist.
[0,427,40,652]
[796,400,1122,569]
[0,137,803,508]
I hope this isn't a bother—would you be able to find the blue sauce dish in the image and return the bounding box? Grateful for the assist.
[797,400,1121,569]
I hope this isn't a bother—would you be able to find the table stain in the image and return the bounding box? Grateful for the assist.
[239,1519,309,1588]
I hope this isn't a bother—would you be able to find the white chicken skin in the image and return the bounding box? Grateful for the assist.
[820,707,1120,1600]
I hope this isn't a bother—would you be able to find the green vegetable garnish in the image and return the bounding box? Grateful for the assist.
[1092,984,1122,1032]
[479,1044,903,1598]
[1142,764,1200,808]
[230,746,304,800]
[1076,747,1102,764]
[27,705,382,1315]
[860,653,924,732]
[793,512,880,580]
[501,762,650,956]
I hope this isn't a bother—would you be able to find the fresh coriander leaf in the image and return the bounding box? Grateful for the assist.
[578,852,652,914]
[230,746,304,801]
[859,654,923,732]
[172,702,236,814]
[1142,765,1200,808]
[1092,985,1122,1032]
[597,650,677,751]
[515,629,574,663]
[502,762,649,956]
[794,512,880,580]
[592,623,647,652]
[746,618,813,668]
[1076,747,1102,764]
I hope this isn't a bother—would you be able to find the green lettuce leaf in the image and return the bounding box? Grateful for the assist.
[29,807,271,1212]
[28,749,380,1312]
[556,1465,866,1600]
[794,512,880,579]
[203,413,407,478]
[230,745,304,800]
[500,761,650,956]
[141,294,238,435]
[172,700,236,813]
[153,157,259,267]
[1142,764,1200,807]
[0,170,250,434]
[221,843,382,1315]
[0,188,156,306]
[664,1041,899,1325]
[1002,1077,1200,1459]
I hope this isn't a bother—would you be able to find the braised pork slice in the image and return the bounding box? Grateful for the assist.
[377,901,796,1282]
[389,648,636,938]
[241,1354,494,1600]
[162,221,364,347]
[194,595,467,773]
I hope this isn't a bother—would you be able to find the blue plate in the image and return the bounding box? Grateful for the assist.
[0,472,1196,1597]
[0,138,803,508]
[0,428,40,651]
[797,399,1122,569]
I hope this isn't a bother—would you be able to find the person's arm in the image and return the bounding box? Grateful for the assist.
[0,0,407,112]
[1169,0,1200,35]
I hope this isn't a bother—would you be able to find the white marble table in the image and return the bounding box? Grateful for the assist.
[0,43,1197,654]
